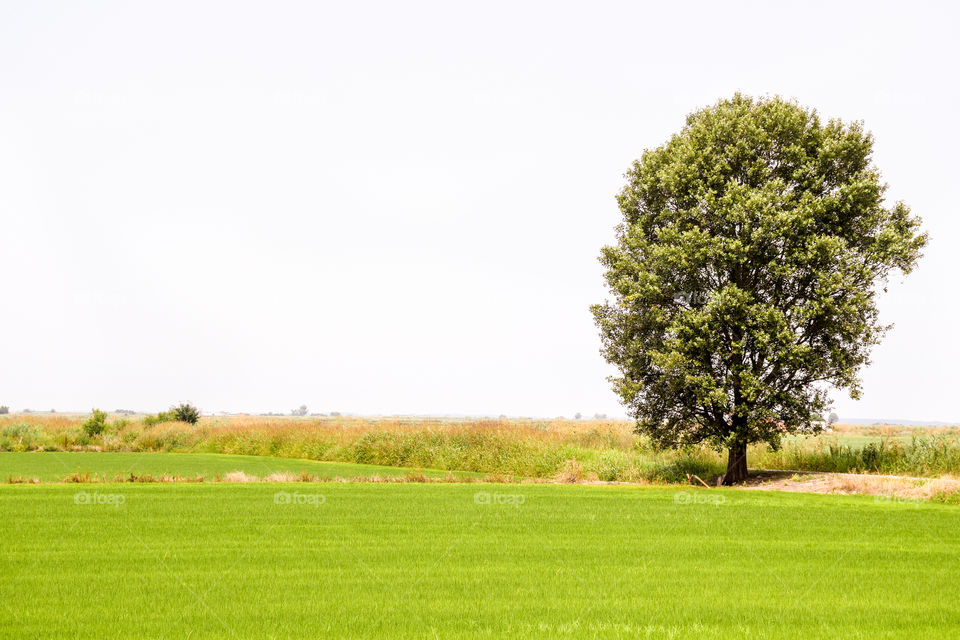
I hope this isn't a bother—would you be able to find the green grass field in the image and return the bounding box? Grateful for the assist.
[0,452,478,482]
[2,483,958,639]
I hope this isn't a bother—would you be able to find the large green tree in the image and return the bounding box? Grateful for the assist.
[592,95,927,484]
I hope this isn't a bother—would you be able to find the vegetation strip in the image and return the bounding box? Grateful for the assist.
[4,415,960,482]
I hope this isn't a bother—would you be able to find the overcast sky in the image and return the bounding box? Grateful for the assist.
[1,1,957,420]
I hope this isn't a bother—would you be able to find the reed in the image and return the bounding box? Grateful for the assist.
[2,414,959,480]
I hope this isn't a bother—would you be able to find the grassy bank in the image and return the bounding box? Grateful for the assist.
[0,415,724,483]
[2,415,959,481]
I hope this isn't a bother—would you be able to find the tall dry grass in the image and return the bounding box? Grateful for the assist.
[3,414,959,481]
[0,414,720,482]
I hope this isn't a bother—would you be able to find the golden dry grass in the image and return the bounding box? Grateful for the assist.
[5,414,960,486]
[222,470,259,482]
[825,474,960,500]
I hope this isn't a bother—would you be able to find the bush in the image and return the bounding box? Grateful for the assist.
[589,450,631,481]
[172,403,201,425]
[142,405,199,427]
[0,406,9,415]
[82,409,108,437]
[644,456,724,484]
[133,422,197,451]
[1,424,47,451]
[143,411,175,427]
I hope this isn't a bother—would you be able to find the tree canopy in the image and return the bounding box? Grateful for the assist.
[592,94,927,484]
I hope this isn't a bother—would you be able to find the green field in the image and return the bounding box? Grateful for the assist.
[0,452,478,482]
[2,483,958,639]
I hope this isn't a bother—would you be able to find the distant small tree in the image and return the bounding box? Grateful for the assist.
[574,412,582,420]
[828,412,839,425]
[291,404,308,417]
[171,403,201,425]
[83,409,108,437]
[0,406,8,415]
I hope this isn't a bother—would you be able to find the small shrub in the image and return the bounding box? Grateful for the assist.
[143,411,176,427]
[645,457,724,484]
[589,450,631,481]
[82,409,108,437]
[171,403,201,425]
[556,458,584,483]
[1,424,46,451]
[132,422,196,451]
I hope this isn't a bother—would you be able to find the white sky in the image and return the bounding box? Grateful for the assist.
[1,1,957,420]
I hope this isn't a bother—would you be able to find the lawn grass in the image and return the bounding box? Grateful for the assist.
[1,483,958,639]
[0,451,478,483]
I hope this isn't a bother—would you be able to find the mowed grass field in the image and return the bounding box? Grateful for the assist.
[2,483,959,639]
[0,452,479,482]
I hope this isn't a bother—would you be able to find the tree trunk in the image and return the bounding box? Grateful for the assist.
[722,441,748,485]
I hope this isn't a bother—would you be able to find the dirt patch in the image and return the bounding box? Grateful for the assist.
[741,469,960,500]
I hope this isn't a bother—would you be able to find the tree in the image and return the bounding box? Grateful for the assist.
[171,403,201,425]
[291,404,308,417]
[592,95,926,485]
[0,406,8,415]
[82,409,108,437]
